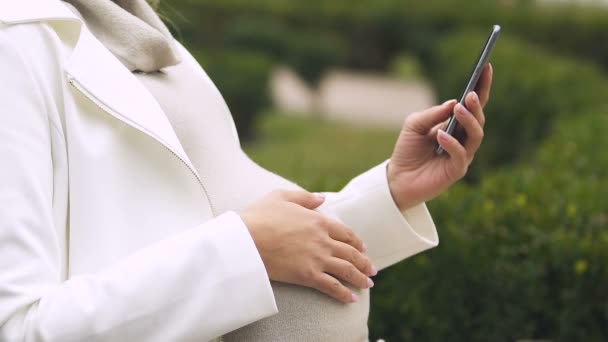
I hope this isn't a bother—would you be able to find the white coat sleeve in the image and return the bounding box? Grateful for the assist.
[0,29,276,342]
[317,161,439,271]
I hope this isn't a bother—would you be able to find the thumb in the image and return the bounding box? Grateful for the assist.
[276,190,326,209]
[407,99,457,134]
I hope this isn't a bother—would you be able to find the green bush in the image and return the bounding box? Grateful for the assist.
[280,29,348,86]
[188,48,275,140]
[390,54,425,81]
[369,110,608,341]
[428,30,608,180]
[168,0,608,79]
[224,19,348,86]
[223,17,287,56]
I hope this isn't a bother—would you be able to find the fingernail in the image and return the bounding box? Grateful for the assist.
[438,129,448,140]
[442,99,456,106]
[370,265,378,276]
[351,293,360,303]
[362,243,368,253]
[367,278,375,288]
[314,193,326,200]
[469,91,479,104]
[456,103,470,115]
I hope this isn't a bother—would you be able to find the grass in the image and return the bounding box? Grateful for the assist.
[243,111,400,192]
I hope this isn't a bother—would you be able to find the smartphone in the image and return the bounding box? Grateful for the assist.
[436,25,501,155]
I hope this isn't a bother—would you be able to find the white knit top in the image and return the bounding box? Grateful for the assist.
[135,55,372,342]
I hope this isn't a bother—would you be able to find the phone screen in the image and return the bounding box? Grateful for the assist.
[436,25,501,155]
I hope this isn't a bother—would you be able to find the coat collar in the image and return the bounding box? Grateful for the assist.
[0,0,197,174]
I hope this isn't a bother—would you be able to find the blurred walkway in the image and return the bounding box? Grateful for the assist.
[270,66,436,128]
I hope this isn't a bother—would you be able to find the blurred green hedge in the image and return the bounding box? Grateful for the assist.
[370,110,608,341]
[167,0,608,77]
[224,19,348,86]
[429,30,608,180]
[167,0,608,144]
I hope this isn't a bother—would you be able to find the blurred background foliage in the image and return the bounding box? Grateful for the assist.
[163,0,608,340]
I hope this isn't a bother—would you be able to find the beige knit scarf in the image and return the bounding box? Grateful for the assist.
[63,0,181,72]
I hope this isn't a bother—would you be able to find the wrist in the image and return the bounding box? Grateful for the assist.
[387,162,413,211]
[239,211,261,253]
[239,211,273,280]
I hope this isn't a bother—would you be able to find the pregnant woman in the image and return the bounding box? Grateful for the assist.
[0,0,492,341]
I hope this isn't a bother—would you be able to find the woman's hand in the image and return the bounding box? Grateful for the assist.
[388,64,493,210]
[241,190,376,304]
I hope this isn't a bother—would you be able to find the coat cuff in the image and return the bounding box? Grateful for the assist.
[200,211,278,333]
[317,160,439,271]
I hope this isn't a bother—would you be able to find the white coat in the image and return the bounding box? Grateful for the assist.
[0,0,439,340]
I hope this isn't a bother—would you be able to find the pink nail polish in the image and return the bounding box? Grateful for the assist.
[351,293,360,303]
[367,278,375,288]
[362,243,368,253]
[370,265,378,276]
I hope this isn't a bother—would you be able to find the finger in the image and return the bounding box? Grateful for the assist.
[326,220,365,252]
[313,273,359,303]
[429,119,449,140]
[324,257,373,290]
[454,103,484,156]
[464,91,486,127]
[331,241,375,276]
[406,99,457,134]
[475,63,493,107]
[274,189,325,210]
[437,129,469,180]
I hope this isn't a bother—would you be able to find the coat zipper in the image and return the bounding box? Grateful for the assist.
[67,76,217,216]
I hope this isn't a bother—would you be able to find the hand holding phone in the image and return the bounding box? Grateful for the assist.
[436,25,501,155]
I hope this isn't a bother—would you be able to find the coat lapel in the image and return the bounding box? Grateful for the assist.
[64,28,196,172]
[0,0,197,174]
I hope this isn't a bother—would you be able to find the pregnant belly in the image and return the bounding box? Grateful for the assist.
[222,281,370,342]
